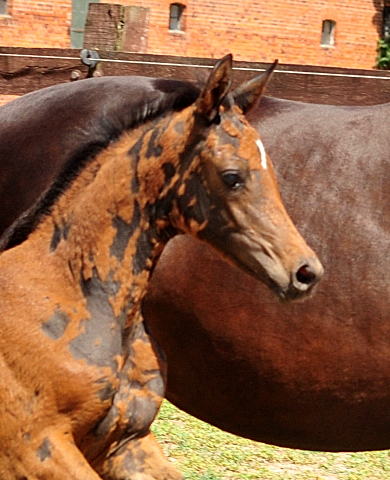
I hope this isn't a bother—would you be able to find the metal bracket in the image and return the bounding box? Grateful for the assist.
[80,49,101,77]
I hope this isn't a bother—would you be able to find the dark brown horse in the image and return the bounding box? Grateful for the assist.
[3,68,390,453]
[147,96,390,452]
[0,56,321,480]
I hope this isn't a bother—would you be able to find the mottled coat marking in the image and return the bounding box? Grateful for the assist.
[0,56,322,480]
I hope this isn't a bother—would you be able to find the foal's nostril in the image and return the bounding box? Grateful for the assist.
[296,264,317,285]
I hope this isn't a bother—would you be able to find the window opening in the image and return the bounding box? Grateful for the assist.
[0,0,7,15]
[383,6,390,40]
[169,3,185,31]
[321,19,336,46]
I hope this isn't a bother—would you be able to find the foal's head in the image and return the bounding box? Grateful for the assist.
[161,55,323,299]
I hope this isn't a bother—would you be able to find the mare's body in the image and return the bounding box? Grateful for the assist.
[147,96,390,451]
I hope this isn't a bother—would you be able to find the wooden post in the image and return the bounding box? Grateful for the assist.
[83,4,150,53]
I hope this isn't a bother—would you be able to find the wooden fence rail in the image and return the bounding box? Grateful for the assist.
[1,47,390,105]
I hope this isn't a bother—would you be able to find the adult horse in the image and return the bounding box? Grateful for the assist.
[2,70,389,453]
[0,56,321,480]
[146,96,390,452]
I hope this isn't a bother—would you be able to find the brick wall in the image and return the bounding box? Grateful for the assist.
[0,0,71,48]
[0,0,384,69]
[109,0,381,68]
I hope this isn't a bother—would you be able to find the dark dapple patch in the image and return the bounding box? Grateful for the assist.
[146,128,163,159]
[37,438,52,462]
[133,230,156,276]
[110,208,141,262]
[41,308,71,340]
[69,270,126,370]
[162,162,176,184]
[50,224,62,252]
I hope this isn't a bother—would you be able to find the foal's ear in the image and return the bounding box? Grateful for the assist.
[231,60,278,115]
[196,54,233,121]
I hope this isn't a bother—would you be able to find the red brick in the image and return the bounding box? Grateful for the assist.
[0,0,384,68]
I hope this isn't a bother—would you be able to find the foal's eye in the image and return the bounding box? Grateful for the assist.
[221,171,245,190]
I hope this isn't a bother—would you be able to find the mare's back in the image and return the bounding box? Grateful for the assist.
[254,97,390,169]
[0,76,198,235]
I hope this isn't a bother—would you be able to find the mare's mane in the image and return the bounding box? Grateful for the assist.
[0,79,200,252]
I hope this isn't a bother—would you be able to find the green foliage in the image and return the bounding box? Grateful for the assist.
[152,401,390,479]
[375,38,390,69]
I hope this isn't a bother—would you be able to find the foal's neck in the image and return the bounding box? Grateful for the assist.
[33,108,197,317]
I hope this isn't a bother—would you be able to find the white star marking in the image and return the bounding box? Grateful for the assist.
[256,139,267,170]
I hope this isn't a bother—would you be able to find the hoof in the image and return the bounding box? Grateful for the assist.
[98,431,182,480]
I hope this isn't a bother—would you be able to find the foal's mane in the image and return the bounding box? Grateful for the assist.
[0,79,200,252]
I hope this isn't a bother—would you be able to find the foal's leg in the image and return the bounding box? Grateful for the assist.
[95,320,182,480]
[0,358,103,480]
[4,429,103,480]
[35,433,103,480]
[98,431,182,480]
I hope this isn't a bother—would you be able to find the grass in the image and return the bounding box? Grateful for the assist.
[152,401,390,480]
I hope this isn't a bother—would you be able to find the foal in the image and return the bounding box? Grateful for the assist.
[0,55,322,479]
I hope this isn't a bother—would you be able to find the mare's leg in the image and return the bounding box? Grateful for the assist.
[94,319,182,480]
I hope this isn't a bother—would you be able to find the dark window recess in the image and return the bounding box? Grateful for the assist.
[169,3,185,31]
[383,6,390,40]
[0,0,7,15]
[321,19,336,46]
